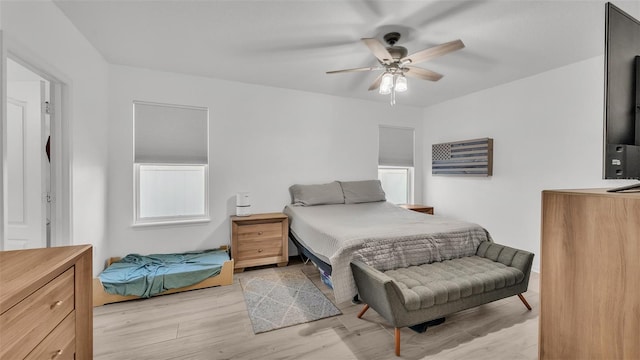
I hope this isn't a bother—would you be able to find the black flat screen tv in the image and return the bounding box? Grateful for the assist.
[604,3,640,192]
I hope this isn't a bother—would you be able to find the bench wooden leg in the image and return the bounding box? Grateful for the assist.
[357,304,370,318]
[518,293,532,310]
[395,328,401,356]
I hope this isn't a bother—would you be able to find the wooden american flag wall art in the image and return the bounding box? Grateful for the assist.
[432,138,493,176]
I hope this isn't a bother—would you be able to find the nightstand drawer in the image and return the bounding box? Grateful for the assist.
[237,237,283,259]
[0,267,75,360]
[236,222,283,241]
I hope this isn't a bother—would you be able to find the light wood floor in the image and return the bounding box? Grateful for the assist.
[94,261,540,360]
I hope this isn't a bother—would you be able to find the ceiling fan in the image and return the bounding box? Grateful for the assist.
[327,32,464,105]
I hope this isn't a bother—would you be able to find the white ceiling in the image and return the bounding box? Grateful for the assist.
[53,0,640,108]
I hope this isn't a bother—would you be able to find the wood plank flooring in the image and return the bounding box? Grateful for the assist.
[94,261,540,359]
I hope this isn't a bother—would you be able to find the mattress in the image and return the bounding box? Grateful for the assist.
[98,249,229,298]
[284,202,491,303]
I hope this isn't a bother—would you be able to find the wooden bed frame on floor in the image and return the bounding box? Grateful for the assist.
[93,246,234,307]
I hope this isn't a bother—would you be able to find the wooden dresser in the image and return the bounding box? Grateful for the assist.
[231,213,288,272]
[539,189,639,359]
[0,245,93,360]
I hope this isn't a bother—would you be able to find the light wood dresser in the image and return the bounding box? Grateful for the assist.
[231,213,288,272]
[539,189,639,359]
[0,245,93,360]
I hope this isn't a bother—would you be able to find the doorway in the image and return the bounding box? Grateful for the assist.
[5,58,52,250]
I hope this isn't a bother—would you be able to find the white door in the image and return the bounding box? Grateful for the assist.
[6,81,47,250]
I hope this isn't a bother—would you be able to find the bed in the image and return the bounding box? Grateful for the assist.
[284,180,492,303]
[93,246,234,306]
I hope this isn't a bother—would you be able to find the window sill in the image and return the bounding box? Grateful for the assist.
[132,217,211,228]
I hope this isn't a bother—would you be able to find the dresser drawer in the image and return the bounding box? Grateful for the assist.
[236,222,283,241]
[25,311,75,360]
[0,267,75,359]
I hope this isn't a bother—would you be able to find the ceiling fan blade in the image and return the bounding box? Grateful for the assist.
[326,66,380,74]
[404,66,443,81]
[401,39,465,65]
[368,73,384,91]
[361,38,394,64]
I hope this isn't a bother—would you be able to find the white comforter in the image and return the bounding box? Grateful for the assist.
[284,202,491,303]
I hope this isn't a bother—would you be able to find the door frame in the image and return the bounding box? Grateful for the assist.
[2,50,72,248]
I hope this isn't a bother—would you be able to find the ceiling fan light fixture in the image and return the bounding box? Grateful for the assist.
[395,74,408,92]
[327,32,464,106]
[379,72,393,94]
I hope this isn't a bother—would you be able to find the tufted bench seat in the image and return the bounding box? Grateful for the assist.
[351,241,534,356]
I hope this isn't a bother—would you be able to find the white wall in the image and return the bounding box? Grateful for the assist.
[1,30,6,244]
[423,56,637,271]
[1,1,110,274]
[107,65,424,260]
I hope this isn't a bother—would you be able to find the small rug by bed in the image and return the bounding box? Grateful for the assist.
[240,268,341,334]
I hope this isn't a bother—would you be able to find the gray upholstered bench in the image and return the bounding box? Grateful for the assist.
[350,241,534,356]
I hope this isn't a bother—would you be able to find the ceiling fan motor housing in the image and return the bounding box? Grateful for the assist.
[383,32,408,60]
[387,46,408,61]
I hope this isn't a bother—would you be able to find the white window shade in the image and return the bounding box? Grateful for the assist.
[134,102,208,164]
[378,126,414,167]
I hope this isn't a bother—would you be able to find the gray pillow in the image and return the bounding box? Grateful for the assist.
[289,181,345,206]
[339,180,386,204]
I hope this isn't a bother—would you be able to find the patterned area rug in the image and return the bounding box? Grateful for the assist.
[240,268,341,334]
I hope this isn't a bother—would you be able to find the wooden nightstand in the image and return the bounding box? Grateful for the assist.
[231,212,288,272]
[400,204,434,215]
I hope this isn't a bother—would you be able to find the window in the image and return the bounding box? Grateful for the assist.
[378,126,414,205]
[133,102,209,225]
[137,165,206,219]
[378,167,412,204]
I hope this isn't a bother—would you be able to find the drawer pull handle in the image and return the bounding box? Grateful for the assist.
[258,231,263,235]
[53,349,63,357]
[51,300,63,309]
[258,248,263,253]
